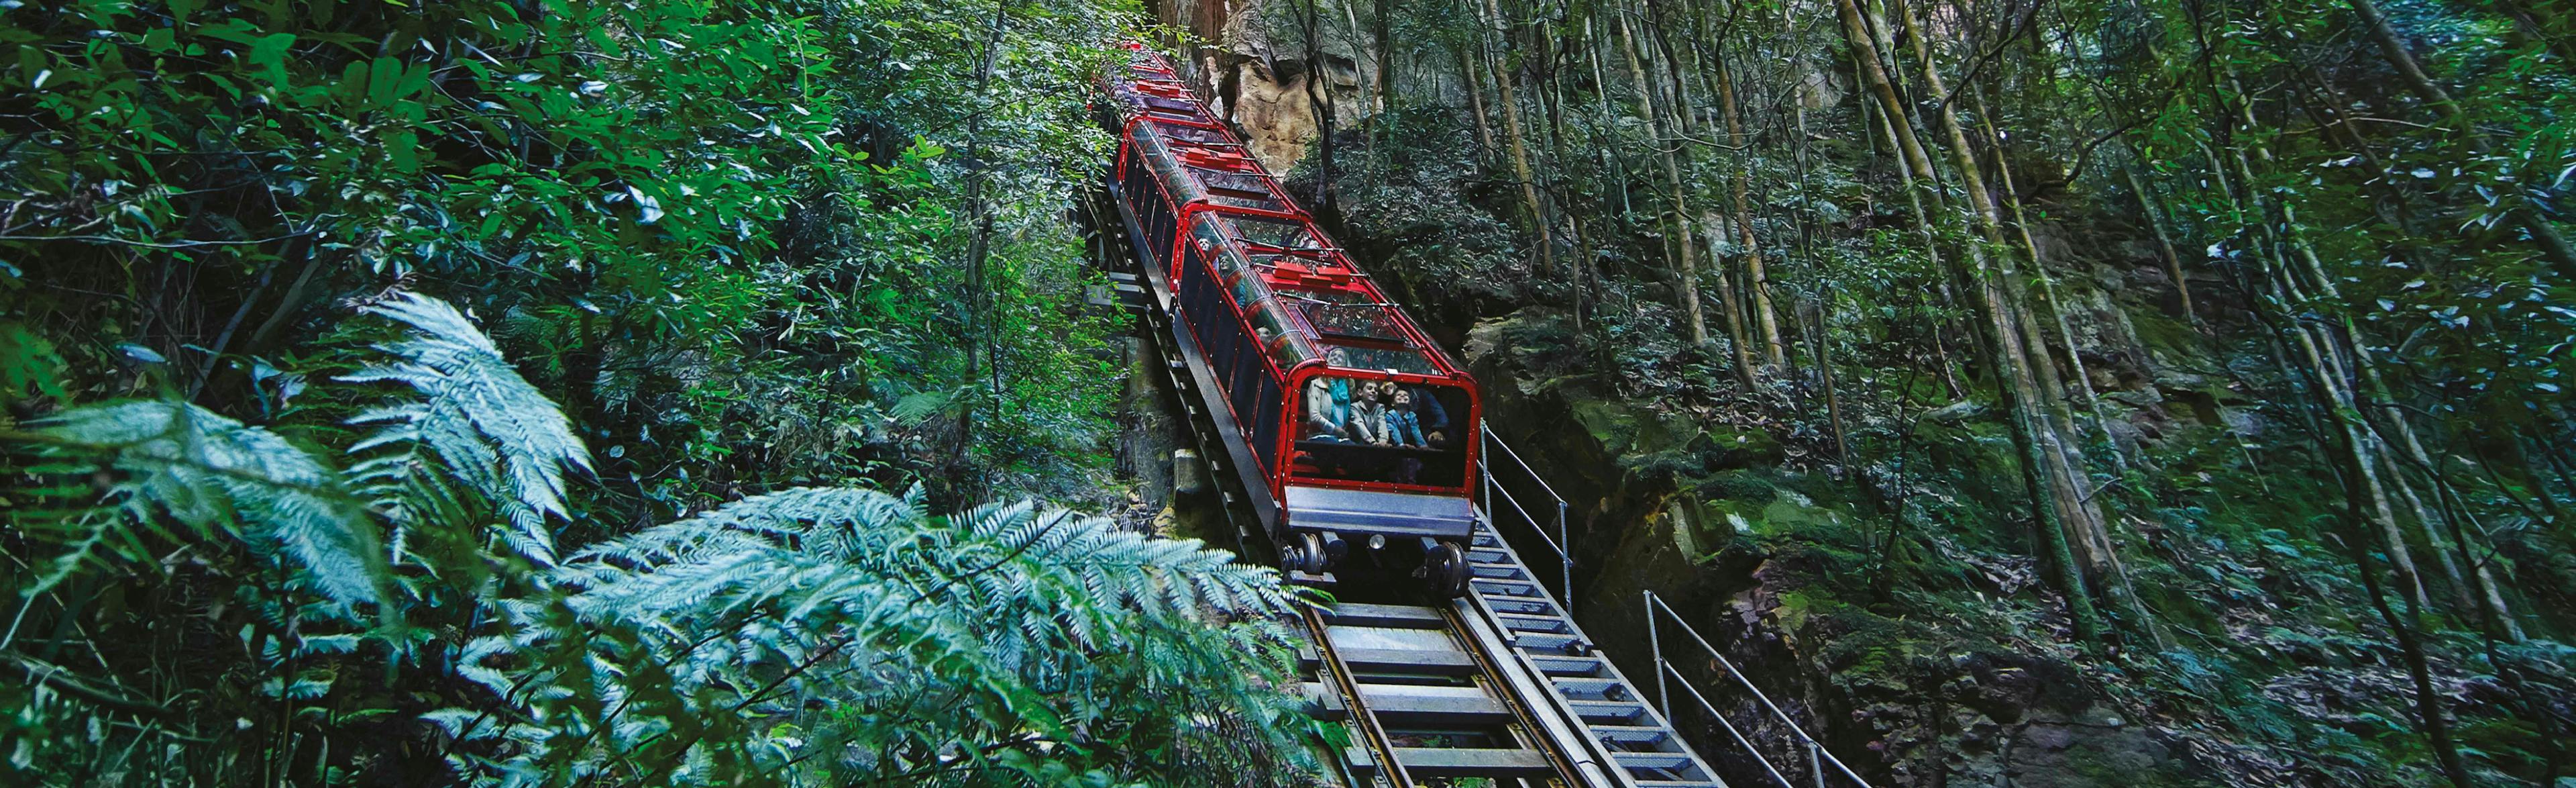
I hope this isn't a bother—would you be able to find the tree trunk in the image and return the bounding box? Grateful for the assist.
[1478,0,1553,275]
[1373,0,1393,117]
[1459,47,1499,158]
[1816,298,1850,463]
[1835,0,2102,642]
[1892,0,2122,609]
[1716,52,1786,371]
[1617,4,1709,346]
[1974,86,2122,470]
[1705,213,1759,385]
[2121,162,2196,323]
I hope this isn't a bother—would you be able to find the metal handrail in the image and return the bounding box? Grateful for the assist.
[1645,589,1872,788]
[1477,420,1574,611]
[1662,660,1796,788]
[1481,417,1568,502]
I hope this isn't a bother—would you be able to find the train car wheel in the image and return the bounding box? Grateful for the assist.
[1426,542,1469,599]
[1301,532,1326,573]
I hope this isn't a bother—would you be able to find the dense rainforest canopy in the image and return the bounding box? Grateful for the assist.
[3,0,2574,785]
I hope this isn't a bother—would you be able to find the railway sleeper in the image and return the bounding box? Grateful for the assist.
[1295,646,1479,677]
[1323,602,1446,630]
[1368,747,1556,779]
[1344,685,1516,726]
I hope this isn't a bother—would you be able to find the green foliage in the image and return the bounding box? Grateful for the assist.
[0,0,1134,515]
[21,399,386,606]
[445,491,1304,784]
[0,0,1184,770]
[3,294,1306,785]
[342,293,591,567]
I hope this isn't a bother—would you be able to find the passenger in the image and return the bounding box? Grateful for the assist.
[1386,387,1428,448]
[1302,350,1355,440]
[1410,385,1452,448]
[1350,381,1388,446]
[1303,375,1351,440]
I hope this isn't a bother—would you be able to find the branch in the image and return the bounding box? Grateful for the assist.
[2,650,180,721]
[0,230,315,249]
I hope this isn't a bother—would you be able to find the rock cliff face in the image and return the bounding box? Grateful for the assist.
[1144,0,1376,173]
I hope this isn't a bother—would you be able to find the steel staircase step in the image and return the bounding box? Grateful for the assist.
[1611,750,1699,773]
[1529,654,1607,677]
[1495,613,1571,634]
[1589,724,1680,749]
[1481,596,1559,616]
[1549,677,1625,701]
[1566,699,1648,725]
[1512,632,1584,652]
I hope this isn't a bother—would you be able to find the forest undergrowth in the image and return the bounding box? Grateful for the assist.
[0,0,1327,785]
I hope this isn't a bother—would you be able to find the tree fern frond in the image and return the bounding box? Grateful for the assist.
[340,293,590,566]
[27,400,388,606]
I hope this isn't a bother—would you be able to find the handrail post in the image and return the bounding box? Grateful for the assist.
[1479,427,1492,522]
[1646,589,1668,718]
[1809,740,1825,788]
[1557,499,1571,611]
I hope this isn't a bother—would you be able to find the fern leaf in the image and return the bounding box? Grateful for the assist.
[341,293,590,565]
[30,400,388,606]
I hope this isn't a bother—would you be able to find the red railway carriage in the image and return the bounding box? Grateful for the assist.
[1100,46,1481,592]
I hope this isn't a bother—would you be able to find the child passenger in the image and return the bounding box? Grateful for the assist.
[1386,387,1428,447]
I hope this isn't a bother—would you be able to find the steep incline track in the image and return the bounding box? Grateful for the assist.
[1100,175,1727,787]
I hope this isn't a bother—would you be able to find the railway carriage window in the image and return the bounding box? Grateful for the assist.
[1320,344,1435,375]
[1224,215,1330,252]
[1154,122,1230,145]
[1246,302,1311,366]
[1293,378,1470,488]
[1301,301,1405,344]
[1190,168,1286,211]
